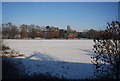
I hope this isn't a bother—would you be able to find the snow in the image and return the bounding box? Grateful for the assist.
[4,40,95,79]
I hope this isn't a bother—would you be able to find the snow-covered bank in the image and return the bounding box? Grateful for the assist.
[4,40,95,79]
[4,40,94,63]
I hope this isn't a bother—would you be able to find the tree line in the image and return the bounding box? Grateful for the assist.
[2,22,103,39]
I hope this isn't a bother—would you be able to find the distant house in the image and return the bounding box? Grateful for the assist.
[34,25,79,39]
[66,32,79,39]
[41,26,59,39]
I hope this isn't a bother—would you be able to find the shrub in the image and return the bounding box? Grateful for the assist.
[92,21,120,79]
[1,40,24,57]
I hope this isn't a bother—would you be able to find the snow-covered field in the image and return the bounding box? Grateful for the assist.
[4,40,95,79]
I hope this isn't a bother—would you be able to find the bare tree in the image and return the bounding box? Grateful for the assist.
[20,24,29,39]
[2,22,19,39]
[92,21,120,79]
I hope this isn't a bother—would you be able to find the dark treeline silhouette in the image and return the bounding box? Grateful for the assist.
[2,22,101,39]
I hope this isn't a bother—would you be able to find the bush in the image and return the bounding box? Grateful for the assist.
[1,40,24,57]
[92,21,120,79]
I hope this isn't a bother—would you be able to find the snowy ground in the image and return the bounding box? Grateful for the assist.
[4,40,95,79]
